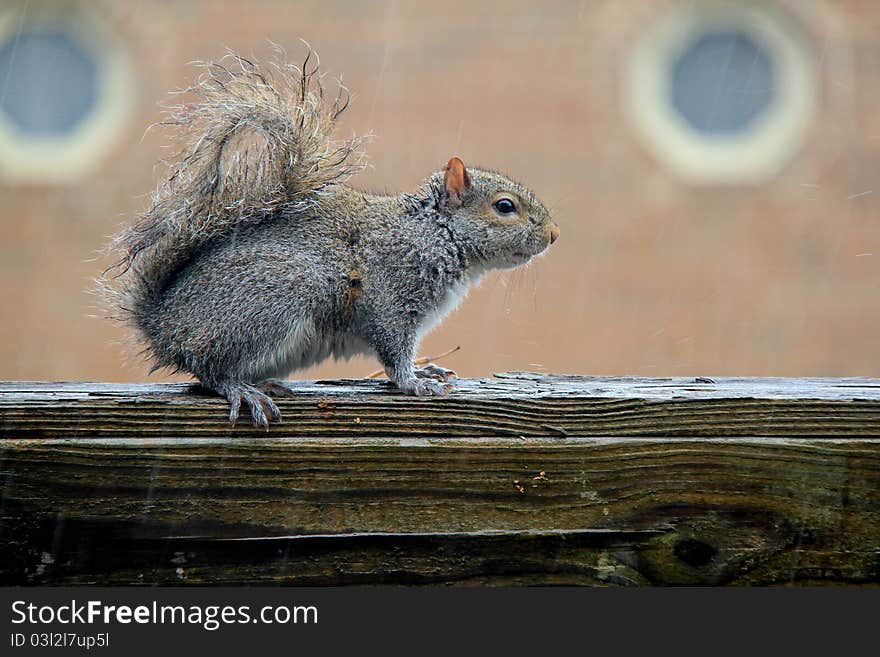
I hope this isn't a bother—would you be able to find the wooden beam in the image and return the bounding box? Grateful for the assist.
[1,374,878,585]
[2,374,879,437]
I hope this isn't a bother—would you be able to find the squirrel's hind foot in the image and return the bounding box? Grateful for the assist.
[223,383,282,428]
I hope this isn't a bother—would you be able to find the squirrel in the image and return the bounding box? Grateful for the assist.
[103,50,560,427]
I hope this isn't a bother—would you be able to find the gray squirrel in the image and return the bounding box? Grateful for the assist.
[103,51,559,427]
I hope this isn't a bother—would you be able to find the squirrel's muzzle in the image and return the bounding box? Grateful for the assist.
[549,223,560,245]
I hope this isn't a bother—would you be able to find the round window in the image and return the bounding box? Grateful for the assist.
[0,9,133,183]
[627,2,816,184]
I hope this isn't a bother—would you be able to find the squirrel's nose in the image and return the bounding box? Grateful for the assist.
[549,223,560,245]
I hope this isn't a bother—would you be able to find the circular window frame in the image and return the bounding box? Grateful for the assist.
[0,7,134,183]
[626,1,817,184]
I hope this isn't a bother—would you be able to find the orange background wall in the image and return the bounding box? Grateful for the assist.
[0,0,877,383]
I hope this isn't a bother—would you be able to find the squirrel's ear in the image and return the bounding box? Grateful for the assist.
[444,156,470,205]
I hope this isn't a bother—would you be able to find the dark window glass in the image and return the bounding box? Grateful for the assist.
[0,30,98,136]
[670,31,775,135]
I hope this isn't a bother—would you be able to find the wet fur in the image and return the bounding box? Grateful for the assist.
[101,50,556,427]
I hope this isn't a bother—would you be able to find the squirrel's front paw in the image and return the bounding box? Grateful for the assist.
[414,364,457,382]
[399,377,453,397]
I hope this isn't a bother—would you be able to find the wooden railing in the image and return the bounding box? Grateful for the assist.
[1,373,878,585]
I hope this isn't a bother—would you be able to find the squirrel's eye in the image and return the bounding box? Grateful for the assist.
[493,198,517,215]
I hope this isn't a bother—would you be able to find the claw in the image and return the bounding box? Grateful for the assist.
[222,383,283,428]
[260,394,282,422]
[248,394,270,428]
[228,388,243,425]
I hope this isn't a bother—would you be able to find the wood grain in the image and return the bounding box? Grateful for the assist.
[2,374,879,438]
[1,374,878,585]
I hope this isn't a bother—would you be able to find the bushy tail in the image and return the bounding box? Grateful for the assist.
[102,48,367,330]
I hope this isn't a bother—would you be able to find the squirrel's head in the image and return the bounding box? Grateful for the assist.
[438,156,559,270]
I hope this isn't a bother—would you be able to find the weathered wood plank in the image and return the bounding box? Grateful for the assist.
[1,375,878,585]
[2,374,879,438]
[2,436,878,585]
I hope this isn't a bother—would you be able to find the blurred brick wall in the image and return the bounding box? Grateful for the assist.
[0,0,877,383]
